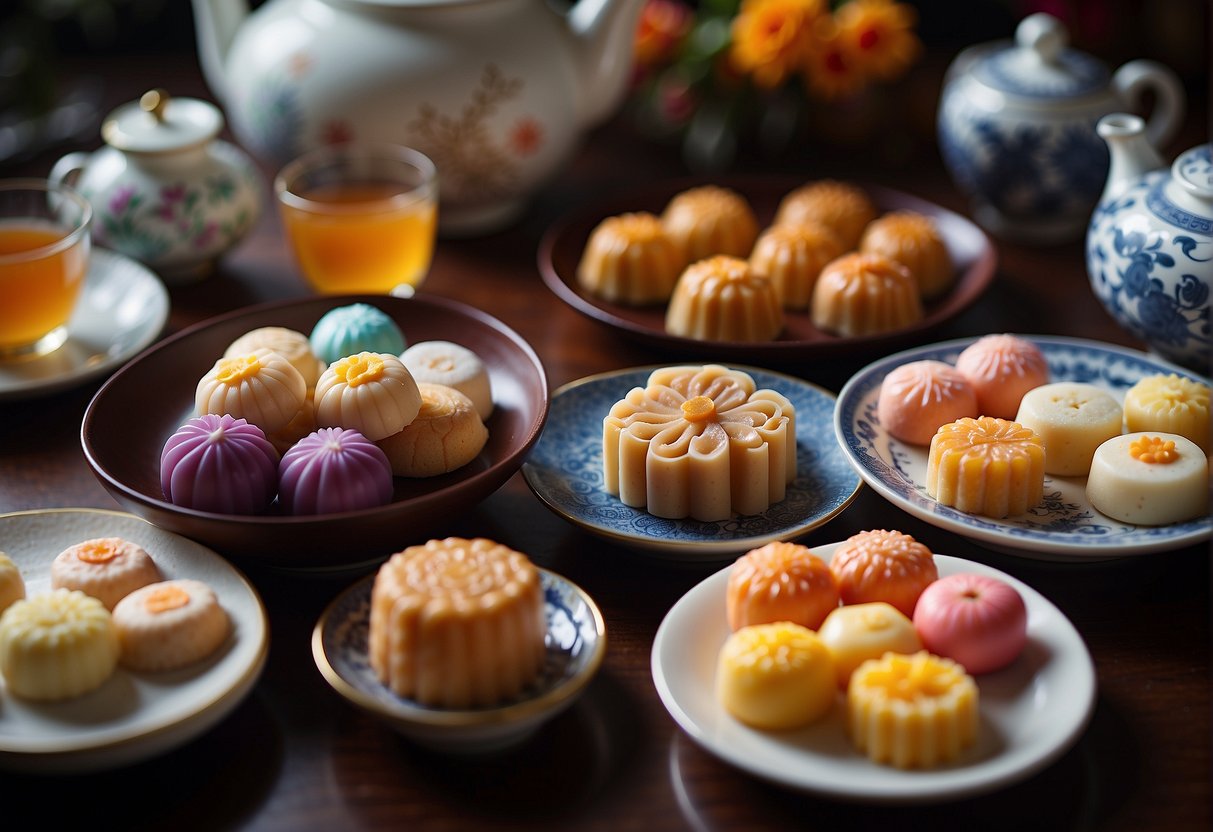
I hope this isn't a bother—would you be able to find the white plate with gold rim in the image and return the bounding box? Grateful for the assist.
[650,542,1096,803]
[0,509,268,773]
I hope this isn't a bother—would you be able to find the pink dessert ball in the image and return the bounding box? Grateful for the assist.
[161,414,280,514]
[955,334,1049,419]
[279,427,394,515]
[877,360,979,445]
[913,573,1028,674]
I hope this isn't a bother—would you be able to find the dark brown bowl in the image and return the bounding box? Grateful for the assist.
[82,294,548,571]
[538,175,997,363]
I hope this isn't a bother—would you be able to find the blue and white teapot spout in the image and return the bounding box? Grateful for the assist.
[1086,113,1211,371]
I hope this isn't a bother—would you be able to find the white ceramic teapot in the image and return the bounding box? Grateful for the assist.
[49,89,263,284]
[191,0,645,236]
[1086,113,1210,371]
[938,13,1184,244]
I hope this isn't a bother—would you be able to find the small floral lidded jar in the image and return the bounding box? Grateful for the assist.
[49,89,262,283]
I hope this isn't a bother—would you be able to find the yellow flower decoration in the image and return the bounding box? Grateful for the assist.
[835,0,922,81]
[800,18,866,100]
[729,0,827,90]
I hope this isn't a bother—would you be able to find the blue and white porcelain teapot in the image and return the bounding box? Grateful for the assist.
[1086,113,1211,371]
[938,13,1184,244]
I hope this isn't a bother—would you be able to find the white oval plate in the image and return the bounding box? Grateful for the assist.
[0,248,169,401]
[522,366,862,561]
[834,335,1212,560]
[651,542,1096,804]
[0,509,268,773]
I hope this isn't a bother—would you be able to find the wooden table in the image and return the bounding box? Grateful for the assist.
[1,54,1209,830]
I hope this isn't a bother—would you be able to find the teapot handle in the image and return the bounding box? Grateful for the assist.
[1112,60,1186,150]
[49,152,91,190]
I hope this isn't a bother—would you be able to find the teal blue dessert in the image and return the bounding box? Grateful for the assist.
[310,303,406,365]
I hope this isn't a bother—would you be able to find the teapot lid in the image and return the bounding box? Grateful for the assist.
[101,90,223,154]
[972,13,1108,99]
[1173,145,1213,201]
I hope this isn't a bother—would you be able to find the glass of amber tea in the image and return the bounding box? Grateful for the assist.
[275,144,438,295]
[0,180,92,360]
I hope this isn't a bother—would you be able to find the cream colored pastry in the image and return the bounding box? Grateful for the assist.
[810,252,923,337]
[0,553,25,615]
[661,185,760,262]
[369,537,546,708]
[196,347,308,435]
[268,390,317,455]
[817,602,923,689]
[1015,382,1123,476]
[774,180,878,250]
[715,622,836,730]
[377,383,489,477]
[665,255,783,342]
[400,340,494,420]
[576,212,686,304]
[1086,433,1209,525]
[748,221,845,310]
[112,579,231,672]
[1123,374,1210,453]
[50,537,163,611]
[224,326,325,389]
[313,352,423,441]
[859,211,954,298]
[0,589,119,701]
[926,416,1045,518]
[847,650,979,769]
[602,364,795,521]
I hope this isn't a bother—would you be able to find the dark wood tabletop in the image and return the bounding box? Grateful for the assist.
[1,49,1209,831]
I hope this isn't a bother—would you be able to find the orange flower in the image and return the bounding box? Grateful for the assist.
[510,118,544,156]
[728,0,826,90]
[835,0,921,81]
[800,18,867,100]
[634,0,694,68]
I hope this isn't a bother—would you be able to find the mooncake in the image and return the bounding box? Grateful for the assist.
[828,529,938,618]
[926,416,1045,518]
[860,211,954,298]
[313,352,422,441]
[716,622,836,730]
[113,579,230,672]
[665,255,783,342]
[195,347,308,435]
[0,589,119,701]
[810,252,922,337]
[1123,373,1210,454]
[1015,382,1123,476]
[817,602,922,688]
[661,185,760,262]
[400,340,494,420]
[877,360,978,445]
[576,212,686,304]
[954,334,1049,420]
[1086,433,1209,525]
[377,383,489,477]
[0,553,25,615]
[748,221,845,310]
[225,326,325,389]
[726,541,840,632]
[774,180,878,250]
[50,537,163,611]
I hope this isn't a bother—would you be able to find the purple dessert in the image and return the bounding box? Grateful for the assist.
[161,414,280,514]
[279,427,394,515]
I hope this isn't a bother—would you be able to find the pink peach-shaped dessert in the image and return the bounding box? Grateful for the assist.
[912,573,1028,674]
[279,427,394,515]
[161,414,280,515]
[954,335,1049,419]
[877,360,978,445]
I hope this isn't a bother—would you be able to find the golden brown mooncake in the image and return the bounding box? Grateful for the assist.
[860,211,954,299]
[774,180,878,250]
[661,186,760,263]
[576,212,686,305]
[748,221,846,310]
[666,255,783,342]
[810,252,922,337]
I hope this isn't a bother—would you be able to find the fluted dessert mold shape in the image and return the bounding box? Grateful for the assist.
[161,414,280,514]
[279,427,394,515]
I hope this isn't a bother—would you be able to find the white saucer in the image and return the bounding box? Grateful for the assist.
[0,248,168,401]
[0,509,268,773]
[651,542,1097,804]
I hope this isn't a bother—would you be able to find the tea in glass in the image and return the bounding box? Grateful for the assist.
[276,144,437,294]
[0,180,92,360]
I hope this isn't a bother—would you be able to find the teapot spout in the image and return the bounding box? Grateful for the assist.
[567,0,646,130]
[1097,113,1166,203]
[190,0,250,107]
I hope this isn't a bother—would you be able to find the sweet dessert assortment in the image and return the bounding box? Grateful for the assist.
[602,364,796,521]
[877,360,978,446]
[1086,433,1209,525]
[50,537,163,610]
[112,579,231,672]
[1014,382,1123,476]
[1123,374,1211,453]
[368,537,546,708]
[159,303,495,517]
[0,589,120,701]
[665,256,784,342]
[926,416,1046,518]
[714,532,1025,768]
[0,553,26,614]
[954,334,1050,420]
[573,180,959,343]
[810,252,923,337]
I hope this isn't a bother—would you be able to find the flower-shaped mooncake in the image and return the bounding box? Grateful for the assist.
[602,364,796,521]
[195,347,308,435]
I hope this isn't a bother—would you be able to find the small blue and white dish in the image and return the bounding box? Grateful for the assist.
[522,365,862,562]
[835,335,1212,561]
[312,568,606,754]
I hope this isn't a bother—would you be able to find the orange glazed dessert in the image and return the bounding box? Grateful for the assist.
[860,211,954,299]
[716,622,836,730]
[661,185,760,263]
[828,530,939,618]
[774,180,878,250]
[927,416,1046,518]
[369,537,545,708]
[954,334,1050,420]
[810,252,923,337]
[666,256,783,342]
[726,541,840,632]
[748,221,845,310]
[576,212,686,305]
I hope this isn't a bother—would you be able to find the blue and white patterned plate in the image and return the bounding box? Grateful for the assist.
[522,366,862,561]
[311,568,606,754]
[835,336,1212,560]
